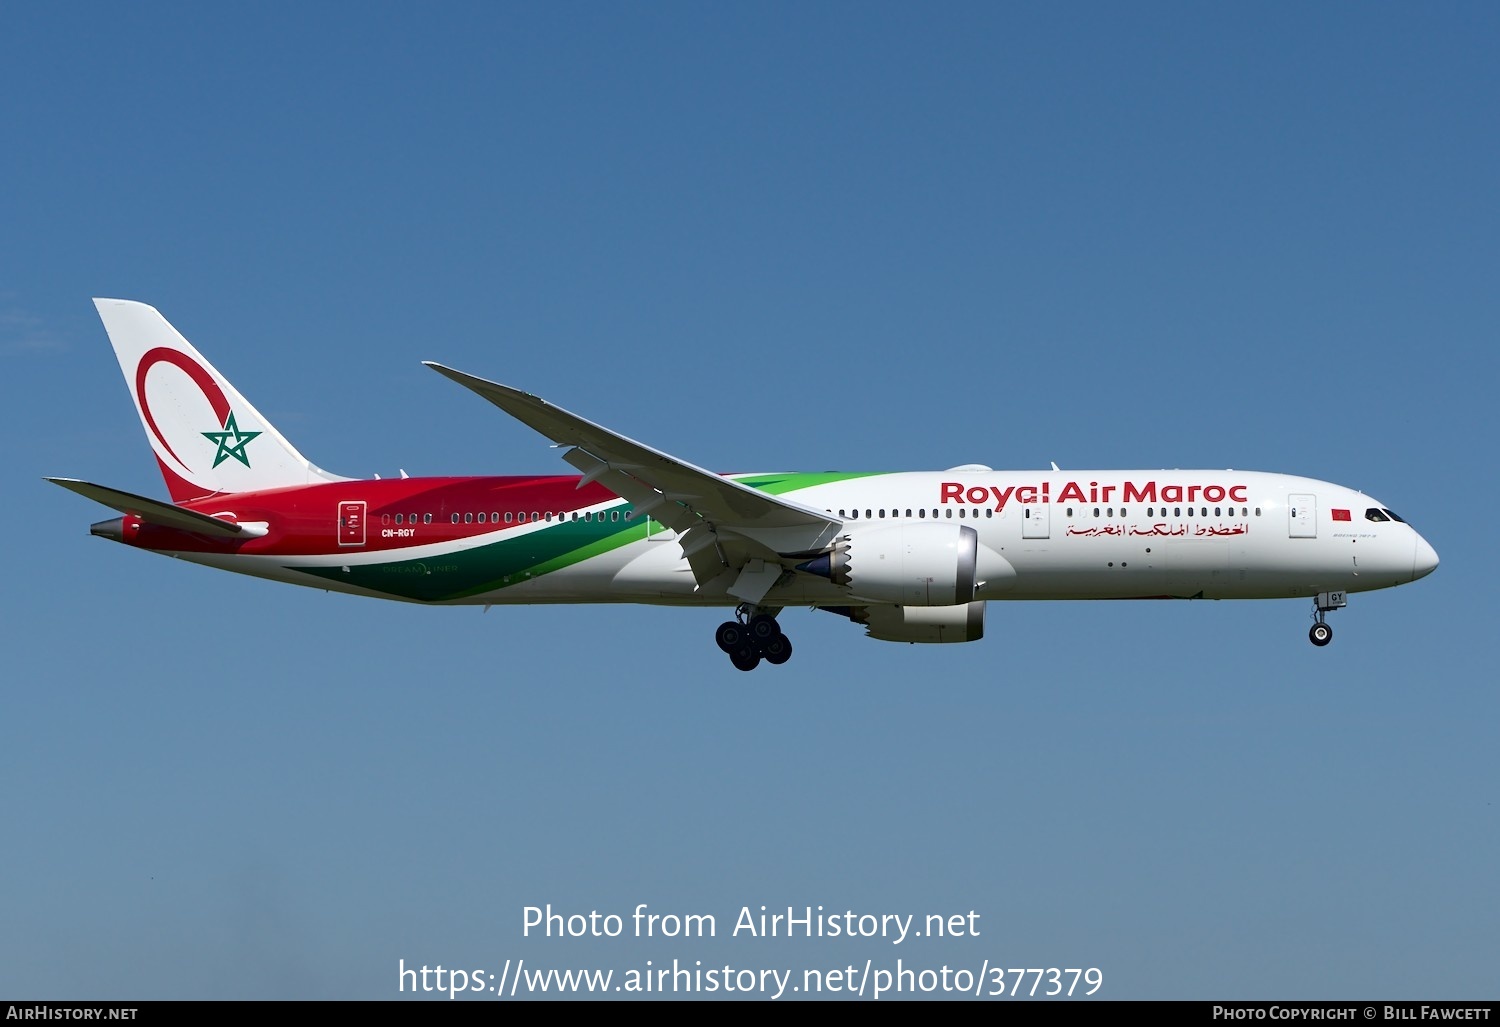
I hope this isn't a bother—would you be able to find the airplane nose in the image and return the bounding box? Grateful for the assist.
[1412,534,1439,581]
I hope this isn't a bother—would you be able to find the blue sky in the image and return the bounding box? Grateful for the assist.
[3,3,1495,1001]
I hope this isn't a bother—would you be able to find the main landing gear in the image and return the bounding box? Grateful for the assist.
[1309,590,1347,647]
[715,604,793,672]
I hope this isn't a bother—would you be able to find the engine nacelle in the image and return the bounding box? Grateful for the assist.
[820,601,986,643]
[798,522,1012,606]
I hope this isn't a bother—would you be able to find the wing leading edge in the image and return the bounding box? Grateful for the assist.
[424,363,844,595]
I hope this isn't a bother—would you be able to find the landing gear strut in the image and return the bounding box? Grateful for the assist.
[715,604,792,671]
[1308,590,1346,647]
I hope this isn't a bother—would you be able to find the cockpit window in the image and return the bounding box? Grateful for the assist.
[1365,508,1390,522]
[1382,508,1407,524]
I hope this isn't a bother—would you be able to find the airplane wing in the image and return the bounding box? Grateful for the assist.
[425,364,844,593]
[45,477,256,537]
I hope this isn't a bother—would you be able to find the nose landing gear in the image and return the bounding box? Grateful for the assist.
[714,604,792,671]
[1308,591,1346,647]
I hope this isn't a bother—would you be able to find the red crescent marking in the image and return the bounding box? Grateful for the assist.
[136,347,232,470]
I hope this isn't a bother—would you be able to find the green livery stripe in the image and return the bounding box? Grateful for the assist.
[731,471,883,494]
[298,516,650,601]
[294,471,889,601]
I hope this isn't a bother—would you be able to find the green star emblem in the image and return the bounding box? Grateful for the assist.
[202,411,262,468]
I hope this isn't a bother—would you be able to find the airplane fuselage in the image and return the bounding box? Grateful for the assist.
[97,468,1436,608]
[59,299,1440,664]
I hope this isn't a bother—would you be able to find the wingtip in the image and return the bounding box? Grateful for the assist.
[425,361,486,386]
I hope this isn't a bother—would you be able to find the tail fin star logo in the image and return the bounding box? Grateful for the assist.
[202,411,261,468]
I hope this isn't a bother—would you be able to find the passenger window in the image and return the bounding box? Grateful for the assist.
[477,512,486,523]
[451,513,460,524]
[464,512,473,523]
[395,514,403,525]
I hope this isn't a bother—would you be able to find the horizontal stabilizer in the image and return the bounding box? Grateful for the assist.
[45,477,249,537]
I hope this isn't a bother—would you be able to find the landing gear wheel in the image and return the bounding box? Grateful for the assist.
[730,646,762,672]
[763,633,793,665]
[715,621,746,653]
[748,614,780,643]
[1308,591,1345,647]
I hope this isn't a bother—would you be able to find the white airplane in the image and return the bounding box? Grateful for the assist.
[50,300,1439,670]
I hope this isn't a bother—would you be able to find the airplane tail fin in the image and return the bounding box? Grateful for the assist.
[93,298,349,502]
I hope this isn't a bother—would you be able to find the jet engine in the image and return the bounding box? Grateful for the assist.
[819,601,986,643]
[797,522,1013,605]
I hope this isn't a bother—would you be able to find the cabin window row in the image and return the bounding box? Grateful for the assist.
[1070,506,1261,518]
[380,509,635,526]
[837,508,997,519]
[382,503,1272,528]
[829,506,1263,520]
[447,510,633,524]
